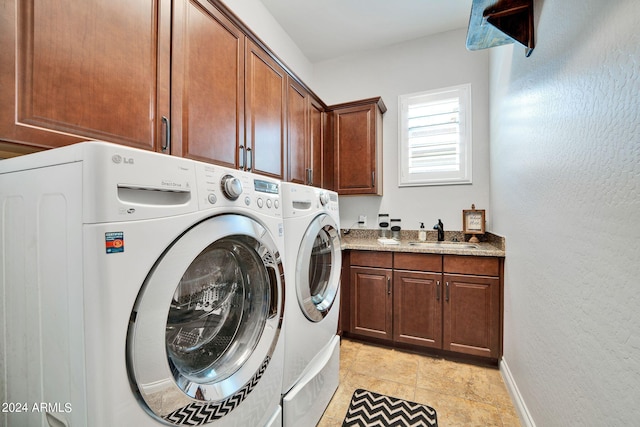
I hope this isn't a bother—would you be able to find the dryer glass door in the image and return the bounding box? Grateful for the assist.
[296,214,341,321]
[127,214,283,425]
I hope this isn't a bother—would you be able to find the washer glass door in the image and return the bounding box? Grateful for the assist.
[166,235,270,386]
[296,214,341,322]
[127,214,283,425]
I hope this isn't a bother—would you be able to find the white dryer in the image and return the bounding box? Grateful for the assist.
[0,141,285,427]
[280,182,341,427]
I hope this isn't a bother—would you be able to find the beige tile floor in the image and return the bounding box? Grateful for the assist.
[318,338,521,427]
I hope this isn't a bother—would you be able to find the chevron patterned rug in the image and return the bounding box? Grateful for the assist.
[342,389,438,427]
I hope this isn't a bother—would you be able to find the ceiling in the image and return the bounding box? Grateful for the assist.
[259,0,473,63]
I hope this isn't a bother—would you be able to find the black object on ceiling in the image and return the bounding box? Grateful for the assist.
[466,0,535,57]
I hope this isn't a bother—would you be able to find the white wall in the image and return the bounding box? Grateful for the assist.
[313,30,491,232]
[219,0,314,86]
[490,1,640,425]
[218,2,490,233]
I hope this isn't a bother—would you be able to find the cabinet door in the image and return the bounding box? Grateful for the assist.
[171,0,244,167]
[1,0,168,152]
[333,101,383,195]
[393,271,442,349]
[245,40,285,179]
[286,76,308,184]
[443,274,501,359]
[310,98,324,187]
[350,267,393,341]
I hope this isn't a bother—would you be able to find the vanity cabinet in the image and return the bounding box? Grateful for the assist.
[345,250,503,361]
[330,98,386,195]
[393,254,443,349]
[349,251,393,340]
[443,255,502,359]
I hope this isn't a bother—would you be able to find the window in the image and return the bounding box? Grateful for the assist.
[398,84,472,186]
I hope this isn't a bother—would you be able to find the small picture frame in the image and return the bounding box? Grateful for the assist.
[462,205,485,235]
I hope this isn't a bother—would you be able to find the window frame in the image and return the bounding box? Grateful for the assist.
[398,83,472,187]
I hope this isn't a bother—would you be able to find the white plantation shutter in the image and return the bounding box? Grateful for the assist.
[398,84,472,186]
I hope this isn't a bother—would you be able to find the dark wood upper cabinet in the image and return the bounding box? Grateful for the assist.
[286,78,326,186]
[0,0,339,189]
[245,39,286,179]
[171,0,244,167]
[1,0,169,152]
[310,98,325,188]
[331,97,386,195]
[286,76,309,184]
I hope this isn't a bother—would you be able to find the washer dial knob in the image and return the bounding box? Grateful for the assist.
[319,192,330,206]
[221,175,243,200]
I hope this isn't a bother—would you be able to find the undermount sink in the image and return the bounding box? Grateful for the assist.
[407,241,479,249]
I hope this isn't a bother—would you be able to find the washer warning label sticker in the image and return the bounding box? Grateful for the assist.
[105,232,124,254]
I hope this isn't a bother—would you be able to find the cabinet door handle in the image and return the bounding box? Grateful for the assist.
[387,276,391,295]
[371,171,375,187]
[436,280,440,301]
[445,281,450,302]
[309,168,313,185]
[161,116,170,153]
[246,147,253,171]
[239,145,245,170]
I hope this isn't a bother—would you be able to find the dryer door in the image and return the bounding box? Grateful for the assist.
[296,213,341,322]
[127,214,284,425]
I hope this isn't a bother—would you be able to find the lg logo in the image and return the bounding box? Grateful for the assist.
[112,155,134,164]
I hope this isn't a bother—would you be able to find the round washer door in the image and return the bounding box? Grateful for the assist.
[127,214,284,425]
[296,213,341,322]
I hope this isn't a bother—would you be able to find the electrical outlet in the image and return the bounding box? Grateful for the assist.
[358,214,367,227]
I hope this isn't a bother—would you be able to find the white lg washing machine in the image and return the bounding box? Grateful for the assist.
[0,141,285,427]
[280,182,341,427]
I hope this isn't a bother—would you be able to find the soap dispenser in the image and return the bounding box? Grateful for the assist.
[418,222,427,241]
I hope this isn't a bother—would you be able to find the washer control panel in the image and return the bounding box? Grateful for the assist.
[194,161,281,217]
[221,174,243,200]
[317,189,339,225]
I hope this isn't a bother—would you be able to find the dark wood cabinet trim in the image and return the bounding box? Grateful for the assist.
[327,97,387,114]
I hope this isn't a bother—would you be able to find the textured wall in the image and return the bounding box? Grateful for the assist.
[490,0,640,425]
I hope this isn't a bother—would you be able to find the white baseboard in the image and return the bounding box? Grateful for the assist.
[500,357,536,427]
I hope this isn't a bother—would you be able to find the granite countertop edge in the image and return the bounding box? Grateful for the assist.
[340,230,505,257]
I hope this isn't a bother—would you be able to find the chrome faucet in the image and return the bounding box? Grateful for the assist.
[433,219,444,241]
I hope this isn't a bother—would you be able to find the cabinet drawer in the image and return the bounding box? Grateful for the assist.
[350,250,393,268]
[443,255,500,276]
[393,253,442,272]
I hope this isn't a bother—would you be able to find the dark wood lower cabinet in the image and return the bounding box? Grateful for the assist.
[345,250,504,362]
[393,270,442,349]
[444,274,501,359]
[349,266,393,341]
